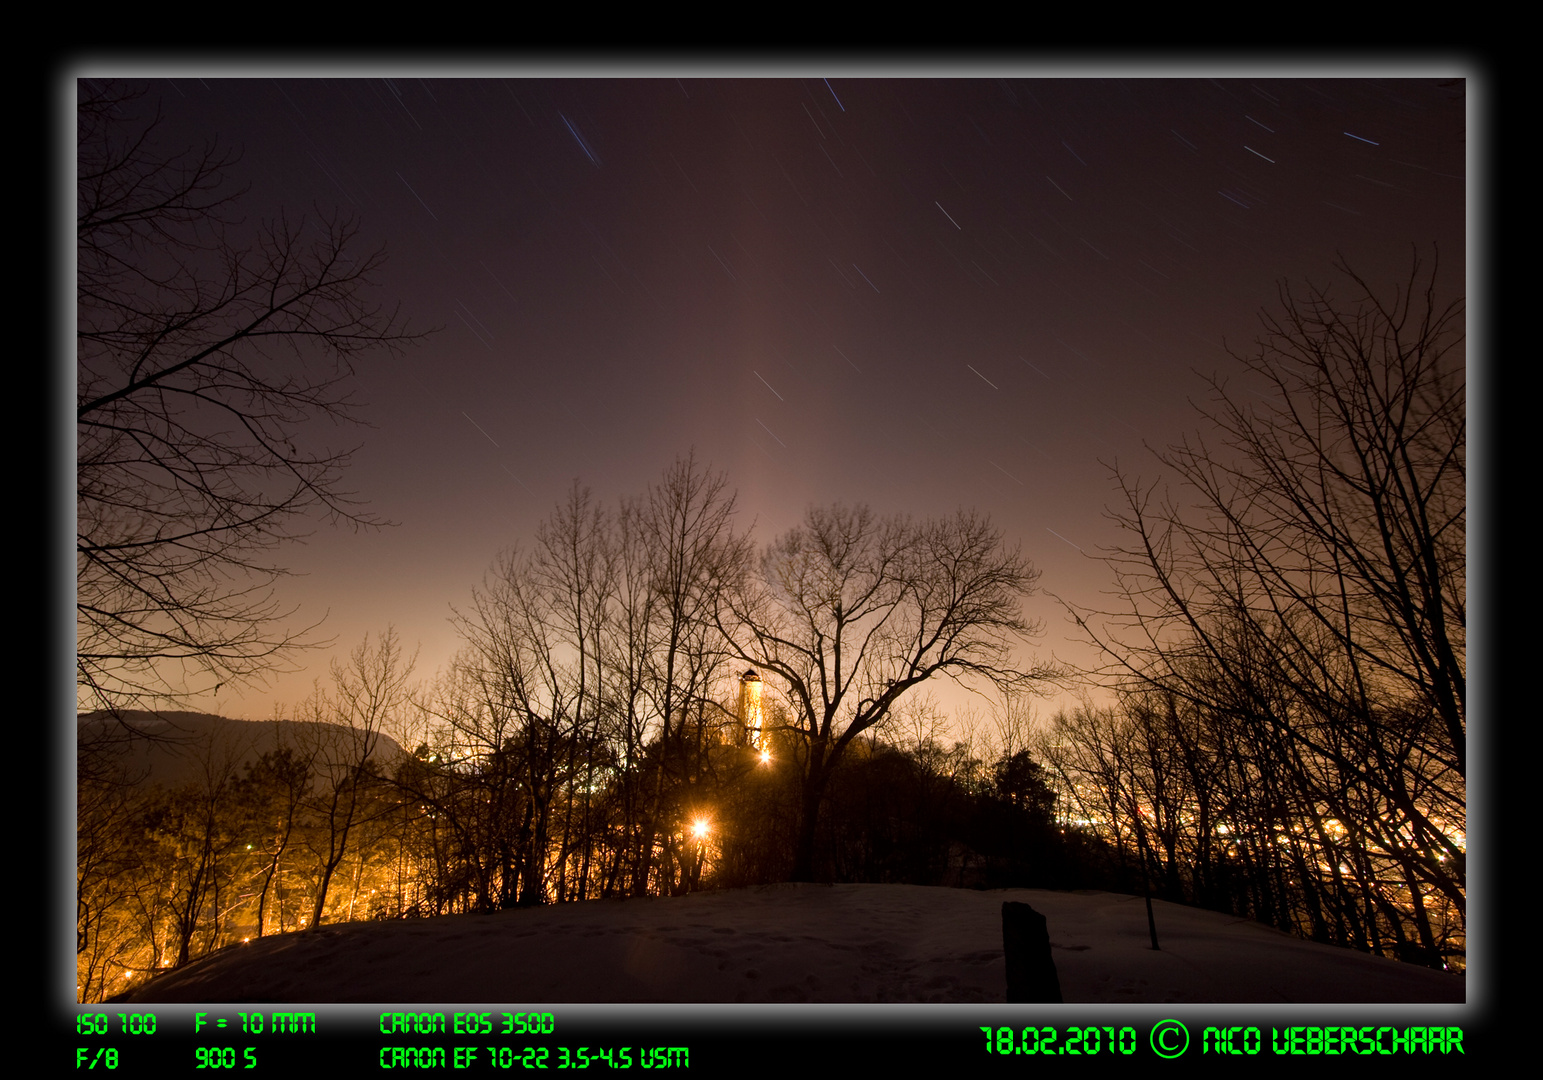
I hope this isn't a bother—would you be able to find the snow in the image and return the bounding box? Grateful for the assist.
[116,883,1462,1005]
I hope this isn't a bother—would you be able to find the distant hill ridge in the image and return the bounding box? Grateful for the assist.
[78,710,408,790]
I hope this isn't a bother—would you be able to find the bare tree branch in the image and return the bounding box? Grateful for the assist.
[76,80,431,713]
[1063,248,1465,960]
[720,504,1054,880]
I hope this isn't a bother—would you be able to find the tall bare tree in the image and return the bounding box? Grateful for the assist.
[617,455,750,895]
[429,459,748,905]
[721,504,1050,881]
[449,485,615,906]
[76,79,426,713]
[234,744,313,939]
[295,629,415,928]
[1072,250,1465,963]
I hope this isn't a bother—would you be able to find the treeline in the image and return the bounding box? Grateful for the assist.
[78,721,415,1002]
[77,688,1079,1004]
[78,454,1065,1003]
[1040,689,1464,972]
[1049,253,1466,972]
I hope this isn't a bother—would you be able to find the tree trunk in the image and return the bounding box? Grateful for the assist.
[790,744,834,882]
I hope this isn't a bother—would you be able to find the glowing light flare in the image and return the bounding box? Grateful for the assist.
[691,818,711,840]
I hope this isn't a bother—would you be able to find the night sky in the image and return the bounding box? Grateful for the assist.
[82,71,1468,728]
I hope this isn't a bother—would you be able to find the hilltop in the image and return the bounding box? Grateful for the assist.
[111,883,1464,1005]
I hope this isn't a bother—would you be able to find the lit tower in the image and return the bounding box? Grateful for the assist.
[737,669,764,749]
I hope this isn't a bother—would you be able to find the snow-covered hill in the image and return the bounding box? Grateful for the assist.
[114,882,1463,1005]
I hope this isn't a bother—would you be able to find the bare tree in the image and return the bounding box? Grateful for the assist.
[615,455,750,896]
[76,79,426,713]
[431,459,749,904]
[235,742,314,939]
[294,629,415,928]
[721,504,1050,881]
[76,745,154,1001]
[1071,250,1465,963]
[449,485,615,906]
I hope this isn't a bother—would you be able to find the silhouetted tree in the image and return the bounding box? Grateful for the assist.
[615,457,751,896]
[293,630,415,927]
[76,79,426,714]
[76,743,153,1001]
[721,505,1052,881]
[449,486,616,906]
[234,744,314,938]
[1067,250,1465,965]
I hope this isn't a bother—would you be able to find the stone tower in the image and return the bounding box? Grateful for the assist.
[737,668,764,749]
